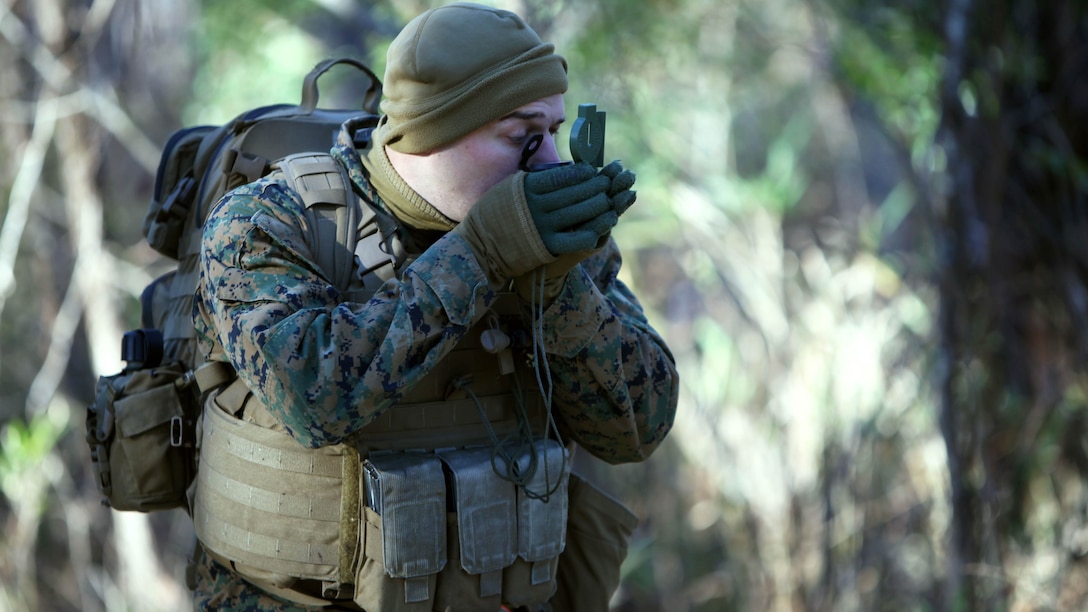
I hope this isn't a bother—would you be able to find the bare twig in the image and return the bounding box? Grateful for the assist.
[0,96,57,360]
[0,2,160,169]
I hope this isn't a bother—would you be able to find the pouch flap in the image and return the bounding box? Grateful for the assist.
[115,383,183,438]
[437,447,518,575]
[515,439,570,564]
[364,453,447,579]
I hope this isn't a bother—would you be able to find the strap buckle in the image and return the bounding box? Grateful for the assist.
[170,416,185,447]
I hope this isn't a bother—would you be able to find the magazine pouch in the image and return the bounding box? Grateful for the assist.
[355,452,446,610]
[505,439,569,606]
[435,446,518,607]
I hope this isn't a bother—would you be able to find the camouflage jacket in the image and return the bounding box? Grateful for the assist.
[194,128,679,464]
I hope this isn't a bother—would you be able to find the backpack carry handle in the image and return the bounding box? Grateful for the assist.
[301,57,383,115]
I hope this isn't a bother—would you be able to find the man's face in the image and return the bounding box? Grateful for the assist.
[421,94,566,221]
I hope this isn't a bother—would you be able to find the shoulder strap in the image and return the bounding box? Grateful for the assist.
[279,153,357,291]
[278,153,404,298]
[353,191,405,297]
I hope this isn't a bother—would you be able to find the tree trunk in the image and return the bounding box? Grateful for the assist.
[936,0,1088,608]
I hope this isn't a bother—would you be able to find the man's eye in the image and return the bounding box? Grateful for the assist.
[509,133,529,144]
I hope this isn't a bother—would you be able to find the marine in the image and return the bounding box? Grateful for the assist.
[189,3,680,610]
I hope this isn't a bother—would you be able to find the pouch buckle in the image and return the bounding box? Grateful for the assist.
[170,415,184,447]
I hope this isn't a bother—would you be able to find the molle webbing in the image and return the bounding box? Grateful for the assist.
[354,394,543,454]
[207,373,545,455]
[193,398,360,587]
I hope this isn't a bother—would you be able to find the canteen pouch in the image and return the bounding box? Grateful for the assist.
[86,361,198,512]
[355,453,446,611]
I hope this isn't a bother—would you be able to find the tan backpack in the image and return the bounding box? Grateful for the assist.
[85,58,397,512]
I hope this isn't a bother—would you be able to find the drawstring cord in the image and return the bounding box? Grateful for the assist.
[530,268,554,415]
[454,268,565,502]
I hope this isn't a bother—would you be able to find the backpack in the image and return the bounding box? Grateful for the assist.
[86,57,389,512]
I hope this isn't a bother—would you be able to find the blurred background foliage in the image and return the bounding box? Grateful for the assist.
[1,0,1086,610]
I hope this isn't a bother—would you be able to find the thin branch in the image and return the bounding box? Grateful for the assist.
[0,2,68,90]
[0,2,160,170]
[87,85,160,170]
[77,0,121,54]
[24,252,85,415]
[56,467,105,612]
[0,95,57,329]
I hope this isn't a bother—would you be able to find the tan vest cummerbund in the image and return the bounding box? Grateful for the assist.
[192,333,549,602]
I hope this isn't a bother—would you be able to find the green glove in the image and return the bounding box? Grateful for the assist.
[523,163,613,255]
[512,164,623,305]
[598,160,637,215]
[452,163,612,286]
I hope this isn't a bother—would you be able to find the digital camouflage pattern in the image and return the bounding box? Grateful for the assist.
[192,550,362,611]
[191,125,680,606]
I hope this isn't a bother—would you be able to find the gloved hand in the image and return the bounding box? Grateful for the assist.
[598,160,637,216]
[512,163,629,305]
[452,163,613,287]
[524,163,615,255]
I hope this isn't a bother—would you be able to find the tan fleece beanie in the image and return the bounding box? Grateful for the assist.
[378,2,568,153]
